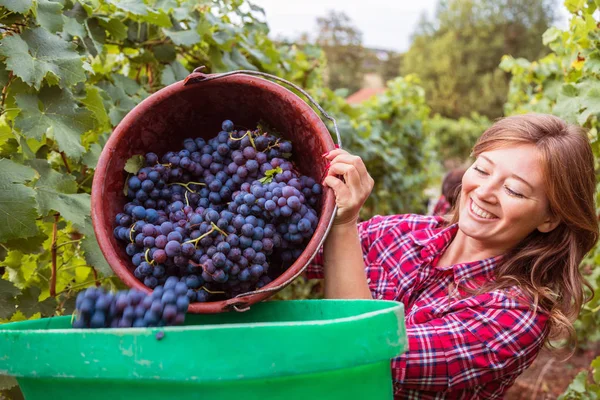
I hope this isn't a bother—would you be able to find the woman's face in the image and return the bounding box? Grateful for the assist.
[458,144,558,251]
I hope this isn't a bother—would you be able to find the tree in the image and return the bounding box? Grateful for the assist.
[402,0,557,119]
[315,11,366,93]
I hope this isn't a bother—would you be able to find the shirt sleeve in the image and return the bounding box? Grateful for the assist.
[304,214,439,280]
[304,217,374,280]
[392,300,548,394]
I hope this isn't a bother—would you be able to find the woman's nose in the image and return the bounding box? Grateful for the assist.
[474,181,498,203]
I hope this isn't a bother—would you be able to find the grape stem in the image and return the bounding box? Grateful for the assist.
[228,130,257,150]
[144,248,156,265]
[168,181,206,193]
[129,223,136,243]
[200,286,225,295]
[184,222,228,247]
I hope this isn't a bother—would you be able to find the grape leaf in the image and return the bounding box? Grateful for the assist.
[553,84,581,124]
[162,28,201,46]
[26,159,91,227]
[0,159,39,242]
[152,44,176,62]
[14,85,94,159]
[16,286,56,318]
[113,74,140,96]
[4,231,48,253]
[0,27,85,90]
[0,280,20,319]
[259,167,282,184]
[160,60,189,86]
[81,86,109,128]
[107,0,149,15]
[97,81,138,126]
[231,47,257,70]
[34,0,64,33]
[77,216,113,277]
[124,155,144,173]
[63,15,87,38]
[0,0,33,13]
[592,356,600,384]
[82,143,103,169]
[577,83,600,125]
[98,17,128,40]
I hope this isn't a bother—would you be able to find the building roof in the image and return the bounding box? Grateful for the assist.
[346,87,386,104]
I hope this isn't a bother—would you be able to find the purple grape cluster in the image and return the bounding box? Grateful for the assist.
[72,277,190,328]
[113,120,323,302]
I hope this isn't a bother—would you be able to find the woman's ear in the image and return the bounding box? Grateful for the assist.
[537,212,560,233]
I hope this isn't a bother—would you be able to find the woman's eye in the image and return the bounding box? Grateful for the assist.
[505,186,524,198]
[473,166,488,175]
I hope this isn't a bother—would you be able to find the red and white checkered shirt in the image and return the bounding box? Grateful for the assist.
[432,195,452,216]
[306,214,548,399]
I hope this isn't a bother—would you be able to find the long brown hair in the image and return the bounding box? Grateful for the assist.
[449,113,598,346]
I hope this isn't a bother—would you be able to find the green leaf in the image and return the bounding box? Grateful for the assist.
[0,27,85,90]
[231,48,257,70]
[152,44,176,62]
[84,18,106,57]
[113,74,140,96]
[16,286,56,318]
[162,28,201,46]
[542,27,563,46]
[124,154,144,173]
[584,52,600,75]
[78,216,113,276]
[4,231,47,253]
[27,159,91,227]
[141,9,171,28]
[258,166,282,184]
[107,0,149,15]
[0,0,34,13]
[62,15,87,38]
[81,86,109,128]
[0,182,39,242]
[98,17,128,40]
[34,0,64,33]
[553,84,582,124]
[0,280,20,319]
[160,60,189,86]
[592,356,600,384]
[0,159,39,242]
[14,86,94,158]
[82,142,103,169]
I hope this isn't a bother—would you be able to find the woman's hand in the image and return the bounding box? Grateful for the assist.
[322,149,374,226]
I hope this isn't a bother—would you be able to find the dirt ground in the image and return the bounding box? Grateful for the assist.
[505,342,600,399]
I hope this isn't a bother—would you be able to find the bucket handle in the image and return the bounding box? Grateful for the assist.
[184,67,341,312]
[184,67,343,148]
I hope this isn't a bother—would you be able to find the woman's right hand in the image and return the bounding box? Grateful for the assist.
[322,149,374,226]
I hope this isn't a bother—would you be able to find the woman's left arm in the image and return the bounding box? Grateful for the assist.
[393,302,548,393]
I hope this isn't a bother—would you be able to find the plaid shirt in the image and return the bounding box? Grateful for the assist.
[432,195,452,216]
[306,214,548,399]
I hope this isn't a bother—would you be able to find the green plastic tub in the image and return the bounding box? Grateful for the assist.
[0,300,407,400]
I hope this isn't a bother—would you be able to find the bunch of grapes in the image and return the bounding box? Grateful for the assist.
[113,120,323,302]
[72,277,191,328]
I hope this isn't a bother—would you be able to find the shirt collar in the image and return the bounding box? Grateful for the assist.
[408,222,503,284]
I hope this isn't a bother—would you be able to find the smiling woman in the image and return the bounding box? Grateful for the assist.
[306,113,599,399]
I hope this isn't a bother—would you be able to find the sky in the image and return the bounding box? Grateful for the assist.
[250,0,570,53]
